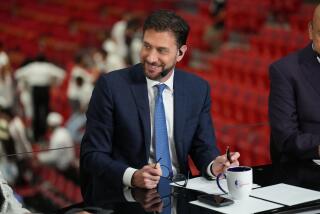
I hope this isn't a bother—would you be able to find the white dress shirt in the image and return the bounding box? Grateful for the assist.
[123,71,177,187]
[312,43,320,63]
[123,71,215,187]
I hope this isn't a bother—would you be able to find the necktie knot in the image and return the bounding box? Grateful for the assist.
[155,84,166,96]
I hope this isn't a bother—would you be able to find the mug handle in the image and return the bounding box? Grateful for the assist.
[216,173,228,194]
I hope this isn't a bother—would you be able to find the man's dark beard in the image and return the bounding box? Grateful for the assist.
[160,67,171,78]
[143,62,175,81]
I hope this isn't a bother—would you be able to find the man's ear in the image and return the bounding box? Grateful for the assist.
[309,22,313,40]
[177,45,187,62]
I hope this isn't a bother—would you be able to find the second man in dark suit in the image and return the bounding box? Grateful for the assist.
[269,4,320,163]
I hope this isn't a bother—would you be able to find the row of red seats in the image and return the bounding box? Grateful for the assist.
[178,11,213,51]
[214,118,271,166]
[38,185,70,208]
[70,0,175,12]
[15,5,108,44]
[290,4,315,33]
[39,166,82,204]
[250,26,309,59]
[18,0,177,16]
[190,47,271,165]
[2,0,179,67]
[211,80,268,124]
[207,52,271,91]
[225,0,270,33]
[193,68,268,124]
[269,0,301,14]
[0,3,108,66]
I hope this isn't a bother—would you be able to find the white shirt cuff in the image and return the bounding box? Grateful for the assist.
[123,167,138,187]
[206,160,216,178]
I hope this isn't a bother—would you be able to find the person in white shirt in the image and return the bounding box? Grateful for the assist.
[67,54,93,113]
[15,55,65,142]
[0,43,14,111]
[0,106,33,185]
[38,112,75,171]
[102,37,126,72]
[66,75,93,144]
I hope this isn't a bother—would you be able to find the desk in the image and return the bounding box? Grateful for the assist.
[58,161,320,214]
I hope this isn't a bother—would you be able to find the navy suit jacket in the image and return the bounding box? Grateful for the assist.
[269,43,320,163]
[80,64,219,204]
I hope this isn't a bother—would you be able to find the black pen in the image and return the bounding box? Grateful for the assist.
[154,158,162,168]
[226,146,232,163]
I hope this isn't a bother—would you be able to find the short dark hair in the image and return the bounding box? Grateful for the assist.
[143,10,190,48]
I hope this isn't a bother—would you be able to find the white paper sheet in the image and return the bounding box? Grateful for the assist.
[171,176,260,195]
[251,183,320,206]
[190,196,283,214]
[313,159,320,165]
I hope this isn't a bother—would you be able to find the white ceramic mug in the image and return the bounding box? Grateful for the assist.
[216,166,252,200]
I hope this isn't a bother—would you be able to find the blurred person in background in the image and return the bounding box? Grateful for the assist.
[0,108,30,213]
[66,74,93,144]
[110,14,132,62]
[103,14,143,67]
[37,112,76,181]
[0,43,9,68]
[0,42,15,111]
[125,16,143,65]
[15,55,65,143]
[269,4,320,163]
[102,31,126,72]
[204,0,227,53]
[0,106,33,186]
[0,111,19,185]
[67,53,94,113]
[92,48,108,74]
[66,53,94,144]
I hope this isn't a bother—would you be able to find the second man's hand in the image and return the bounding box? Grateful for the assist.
[211,151,240,176]
[132,163,162,189]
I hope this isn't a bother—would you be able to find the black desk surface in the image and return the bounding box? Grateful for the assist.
[59,161,320,214]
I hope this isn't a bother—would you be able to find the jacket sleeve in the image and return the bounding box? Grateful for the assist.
[80,75,129,203]
[189,81,220,175]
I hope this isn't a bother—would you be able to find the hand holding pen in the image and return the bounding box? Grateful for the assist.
[131,158,162,189]
[211,146,240,176]
[154,158,162,169]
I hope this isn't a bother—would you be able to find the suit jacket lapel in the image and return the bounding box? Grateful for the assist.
[299,43,320,97]
[129,64,151,160]
[173,70,187,170]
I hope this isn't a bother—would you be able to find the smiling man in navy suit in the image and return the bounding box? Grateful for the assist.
[80,10,240,204]
[269,4,320,163]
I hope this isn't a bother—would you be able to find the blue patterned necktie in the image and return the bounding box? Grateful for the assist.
[154,84,173,177]
[158,177,172,214]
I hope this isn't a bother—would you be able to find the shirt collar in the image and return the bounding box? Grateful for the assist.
[146,70,174,92]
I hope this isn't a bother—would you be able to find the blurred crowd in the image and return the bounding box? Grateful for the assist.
[0,13,145,191]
